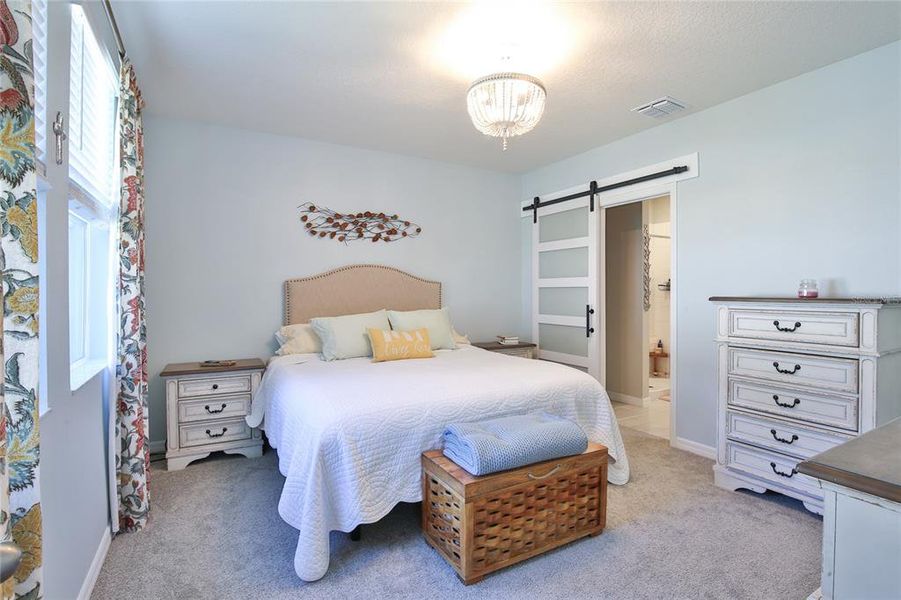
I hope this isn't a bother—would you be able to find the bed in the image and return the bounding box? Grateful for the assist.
[247,265,630,581]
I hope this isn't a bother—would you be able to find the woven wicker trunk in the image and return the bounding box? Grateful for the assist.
[421,443,608,584]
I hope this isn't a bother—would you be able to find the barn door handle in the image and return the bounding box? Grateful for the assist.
[773,320,801,332]
[769,462,798,478]
[773,362,801,375]
[586,305,595,338]
[770,429,799,444]
[773,395,800,408]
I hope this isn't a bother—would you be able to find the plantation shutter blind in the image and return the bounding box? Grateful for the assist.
[68,6,118,204]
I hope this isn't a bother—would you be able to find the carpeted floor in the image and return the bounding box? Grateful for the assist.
[92,428,822,599]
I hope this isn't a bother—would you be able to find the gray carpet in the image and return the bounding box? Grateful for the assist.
[92,428,822,599]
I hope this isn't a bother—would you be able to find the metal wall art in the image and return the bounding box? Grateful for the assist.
[298,202,422,243]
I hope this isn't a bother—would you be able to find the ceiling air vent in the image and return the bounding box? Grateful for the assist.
[632,96,686,119]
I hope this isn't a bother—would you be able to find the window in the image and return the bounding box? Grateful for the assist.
[67,212,88,363]
[69,5,118,204]
[67,5,118,390]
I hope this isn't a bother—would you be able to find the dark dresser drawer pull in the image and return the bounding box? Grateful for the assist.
[211,384,219,390]
[773,361,801,375]
[773,320,801,333]
[205,427,228,438]
[773,395,800,408]
[204,403,227,414]
[769,462,797,478]
[770,429,798,444]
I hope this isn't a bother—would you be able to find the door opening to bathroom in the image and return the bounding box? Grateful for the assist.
[605,194,672,440]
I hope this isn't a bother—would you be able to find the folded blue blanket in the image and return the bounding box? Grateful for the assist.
[442,412,589,476]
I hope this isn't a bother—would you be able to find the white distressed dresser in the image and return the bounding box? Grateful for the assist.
[162,358,264,471]
[710,297,901,514]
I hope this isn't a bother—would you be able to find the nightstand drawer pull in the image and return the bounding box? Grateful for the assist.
[205,403,227,414]
[206,427,228,438]
[212,384,219,390]
[773,395,800,408]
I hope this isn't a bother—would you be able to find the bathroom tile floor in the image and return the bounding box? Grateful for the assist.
[613,398,671,440]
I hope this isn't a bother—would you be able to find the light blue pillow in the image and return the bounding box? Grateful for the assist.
[387,307,457,351]
[311,309,390,361]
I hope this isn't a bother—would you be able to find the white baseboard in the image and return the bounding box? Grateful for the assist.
[672,436,716,460]
[149,439,166,455]
[608,392,648,407]
[77,526,111,600]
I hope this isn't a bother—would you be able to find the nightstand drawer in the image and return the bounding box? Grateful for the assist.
[179,418,251,448]
[177,375,252,398]
[178,395,251,423]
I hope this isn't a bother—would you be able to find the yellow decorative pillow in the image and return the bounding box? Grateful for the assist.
[367,328,434,362]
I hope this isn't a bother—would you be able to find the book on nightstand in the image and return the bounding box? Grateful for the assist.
[496,335,520,346]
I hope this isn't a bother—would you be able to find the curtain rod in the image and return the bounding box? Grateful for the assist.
[523,165,689,223]
[102,0,127,59]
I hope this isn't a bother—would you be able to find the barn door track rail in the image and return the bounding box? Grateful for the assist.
[525,165,689,223]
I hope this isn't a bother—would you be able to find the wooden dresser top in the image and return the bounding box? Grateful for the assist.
[160,358,265,377]
[709,296,901,305]
[798,417,901,503]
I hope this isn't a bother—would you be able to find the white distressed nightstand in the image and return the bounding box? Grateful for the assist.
[162,358,265,471]
[471,341,537,359]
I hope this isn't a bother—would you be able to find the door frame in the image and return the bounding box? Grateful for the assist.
[521,153,698,447]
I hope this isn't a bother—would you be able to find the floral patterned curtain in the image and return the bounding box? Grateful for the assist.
[115,60,148,532]
[0,1,43,598]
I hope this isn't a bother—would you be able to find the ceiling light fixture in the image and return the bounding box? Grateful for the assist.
[466,72,546,151]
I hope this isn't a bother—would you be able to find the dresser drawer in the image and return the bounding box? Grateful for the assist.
[728,347,858,394]
[177,395,251,423]
[178,418,251,448]
[728,379,858,431]
[177,375,252,398]
[726,410,852,459]
[728,309,859,347]
[725,441,821,498]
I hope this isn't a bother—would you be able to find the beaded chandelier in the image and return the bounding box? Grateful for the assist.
[466,72,546,150]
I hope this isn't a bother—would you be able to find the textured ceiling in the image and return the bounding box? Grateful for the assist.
[114,1,901,173]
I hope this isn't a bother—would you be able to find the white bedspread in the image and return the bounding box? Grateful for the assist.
[249,345,630,581]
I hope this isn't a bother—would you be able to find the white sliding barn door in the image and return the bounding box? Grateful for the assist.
[531,198,602,379]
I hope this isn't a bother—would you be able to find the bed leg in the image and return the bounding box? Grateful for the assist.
[350,525,361,541]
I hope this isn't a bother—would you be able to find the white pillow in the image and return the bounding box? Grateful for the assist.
[452,329,471,345]
[387,307,457,351]
[311,309,390,361]
[275,323,322,356]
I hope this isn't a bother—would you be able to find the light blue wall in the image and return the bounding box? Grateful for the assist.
[143,118,521,449]
[41,3,116,598]
[521,42,901,447]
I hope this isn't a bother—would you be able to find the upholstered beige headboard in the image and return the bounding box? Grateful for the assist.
[284,264,442,325]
